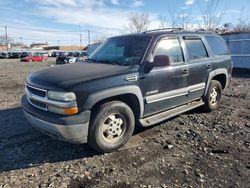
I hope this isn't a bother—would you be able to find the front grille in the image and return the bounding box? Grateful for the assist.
[26,84,46,97]
[29,98,47,110]
[26,84,47,111]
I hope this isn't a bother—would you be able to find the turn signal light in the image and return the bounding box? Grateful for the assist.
[63,107,78,115]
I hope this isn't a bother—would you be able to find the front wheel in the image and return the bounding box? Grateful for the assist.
[88,101,135,153]
[203,80,222,111]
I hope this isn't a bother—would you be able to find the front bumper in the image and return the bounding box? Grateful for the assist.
[21,96,90,144]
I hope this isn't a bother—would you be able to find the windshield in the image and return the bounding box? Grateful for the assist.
[88,36,151,66]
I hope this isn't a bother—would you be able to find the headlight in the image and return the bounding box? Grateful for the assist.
[47,91,76,101]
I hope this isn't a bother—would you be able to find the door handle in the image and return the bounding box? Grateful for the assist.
[182,69,188,75]
[207,64,212,70]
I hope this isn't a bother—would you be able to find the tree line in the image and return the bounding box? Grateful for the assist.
[125,0,250,34]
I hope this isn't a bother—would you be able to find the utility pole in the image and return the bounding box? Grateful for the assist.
[20,37,23,44]
[79,25,82,49]
[4,26,8,51]
[57,40,60,46]
[87,30,90,45]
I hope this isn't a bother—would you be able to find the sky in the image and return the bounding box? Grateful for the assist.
[0,0,249,46]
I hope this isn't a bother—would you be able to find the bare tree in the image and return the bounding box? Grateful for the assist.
[125,12,150,33]
[0,35,14,45]
[167,0,179,28]
[165,1,192,29]
[222,22,233,33]
[179,11,190,30]
[234,8,250,32]
[198,0,227,30]
[158,15,168,29]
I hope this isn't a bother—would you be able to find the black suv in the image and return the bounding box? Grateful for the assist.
[22,29,232,153]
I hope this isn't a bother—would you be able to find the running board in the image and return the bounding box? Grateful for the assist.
[139,99,204,127]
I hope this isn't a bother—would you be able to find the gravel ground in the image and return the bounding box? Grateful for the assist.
[0,59,249,188]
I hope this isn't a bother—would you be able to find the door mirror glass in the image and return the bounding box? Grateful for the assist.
[154,55,170,67]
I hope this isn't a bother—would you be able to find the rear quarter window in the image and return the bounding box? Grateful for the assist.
[205,36,230,56]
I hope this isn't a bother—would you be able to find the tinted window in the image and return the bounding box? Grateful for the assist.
[154,38,184,63]
[206,36,229,55]
[184,38,208,61]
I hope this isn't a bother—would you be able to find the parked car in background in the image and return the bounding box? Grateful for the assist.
[51,51,57,57]
[21,52,48,62]
[40,52,49,57]
[55,52,67,64]
[20,52,31,58]
[0,52,9,59]
[56,52,81,64]
[9,52,22,58]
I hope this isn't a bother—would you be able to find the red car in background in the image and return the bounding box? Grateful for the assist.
[21,53,48,62]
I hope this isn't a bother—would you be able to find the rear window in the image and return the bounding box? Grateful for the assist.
[184,38,208,61]
[205,36,229,56]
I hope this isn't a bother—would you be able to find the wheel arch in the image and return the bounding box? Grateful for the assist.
[212,74,227,89]
[204,68,229,95]
[82,86,144,118]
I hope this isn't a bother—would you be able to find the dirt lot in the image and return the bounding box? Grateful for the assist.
[0,59,249,188]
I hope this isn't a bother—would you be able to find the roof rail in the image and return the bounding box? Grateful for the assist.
[194,29,213,33]
[144,28,184,33]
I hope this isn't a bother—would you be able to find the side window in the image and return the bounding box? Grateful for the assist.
[205,35,230,56]
[184,38,208,61]
[154,38,184,63]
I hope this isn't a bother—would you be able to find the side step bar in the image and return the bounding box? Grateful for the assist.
[139,99,204,127]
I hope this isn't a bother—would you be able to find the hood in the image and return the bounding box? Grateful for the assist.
[26,62,131,90]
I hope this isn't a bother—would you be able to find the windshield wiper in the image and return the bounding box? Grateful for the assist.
[85,58,97,62]
[85,58,124,65]
[96,60,123,65]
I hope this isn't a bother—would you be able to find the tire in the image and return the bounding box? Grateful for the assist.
[203,80,222,112]
[88,101,135,153]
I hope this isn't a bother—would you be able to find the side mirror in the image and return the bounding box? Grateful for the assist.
[154,55,170,67]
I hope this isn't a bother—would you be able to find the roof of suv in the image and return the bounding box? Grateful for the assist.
[111,29,218,39]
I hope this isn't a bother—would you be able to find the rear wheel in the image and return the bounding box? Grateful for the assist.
[88,101,135,153]
[203,80,222,111]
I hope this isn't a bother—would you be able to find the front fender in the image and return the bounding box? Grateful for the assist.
[82,85,144,117]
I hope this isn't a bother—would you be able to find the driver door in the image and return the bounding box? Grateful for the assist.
[142,37,189,116]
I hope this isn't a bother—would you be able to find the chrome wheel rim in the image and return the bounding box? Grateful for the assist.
[102,113,125,143]
[210,87,218,105]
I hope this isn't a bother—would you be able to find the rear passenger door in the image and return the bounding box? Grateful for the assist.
[182,36,212,101]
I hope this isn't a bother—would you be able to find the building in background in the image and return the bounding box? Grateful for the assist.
[44,45,83,51]
[30,42,49,50]
[0,45,7,51]
[10,42,28,51]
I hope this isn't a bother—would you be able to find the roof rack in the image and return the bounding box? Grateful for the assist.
[144,28,184,33]
[194,29,213,33]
